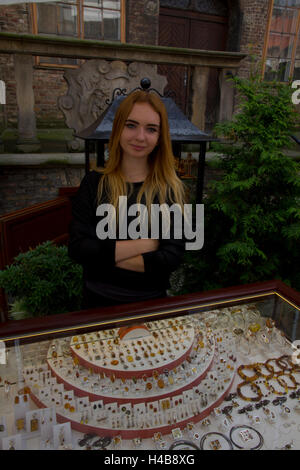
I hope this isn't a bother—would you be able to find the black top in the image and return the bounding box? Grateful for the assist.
[68,171,185,301]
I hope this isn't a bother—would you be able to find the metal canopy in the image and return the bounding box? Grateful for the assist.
[77,81,214,144]
[77,78,215,203]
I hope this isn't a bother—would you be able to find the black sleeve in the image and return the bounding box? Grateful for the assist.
[68,172,116,268]
[142,238,185,278]
[142,208,186,278]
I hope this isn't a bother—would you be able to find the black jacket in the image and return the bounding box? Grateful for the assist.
[68,171,185,300]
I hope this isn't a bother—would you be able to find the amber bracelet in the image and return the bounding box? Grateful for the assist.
[290,370,300,385]
[256,362,274,380]
[276,355,294,372]
[237,364,260,382]
[264,377,288,396]
[237,381,263,402]
[276,371,297,390]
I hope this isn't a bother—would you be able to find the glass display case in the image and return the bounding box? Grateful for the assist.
[0,280,299,451]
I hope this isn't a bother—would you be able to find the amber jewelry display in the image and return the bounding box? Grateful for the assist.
[20,321,239,440]
[1,285,300,451]
[236,382,263,402]
[69,321,196,379]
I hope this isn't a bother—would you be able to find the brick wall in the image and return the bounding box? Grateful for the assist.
[0,166,85,216]
[126,0,159,45]
[0,4,30,34]
[1,57,68,128]
[238,0,270,77]
[33,68,68,127]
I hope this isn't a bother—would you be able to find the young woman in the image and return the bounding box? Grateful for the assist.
[68,90,187,309]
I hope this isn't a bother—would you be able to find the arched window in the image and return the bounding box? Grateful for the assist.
[263,0,300,81]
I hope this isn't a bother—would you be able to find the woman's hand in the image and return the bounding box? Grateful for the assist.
[115,238,159,263]
[115,255,145,272]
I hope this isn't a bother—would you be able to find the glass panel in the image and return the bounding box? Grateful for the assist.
[0,292,300,449]
[286,0,300,6]
[267,33,281,58]
[37,2,78,38]
[295,32,300,58]
[271,7,298,34]
[38,56,78,66]
[264,58,279,80]
[293,58,300,77]
[58,4,78,36]
[83,0,120,9]
[103,0,120,8]
[265,57,291,81]
[267,33,294,59]
[83,0,102,6]
[103,9,120,41]
[83,7,103,39]
[274,0,287,6]
[275,0,300,6]
[280,34,294,58]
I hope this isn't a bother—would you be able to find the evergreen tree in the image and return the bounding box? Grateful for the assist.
[178,71,300,293]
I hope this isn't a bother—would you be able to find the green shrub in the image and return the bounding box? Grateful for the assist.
[177,70,300,294]
[0,241,83,317]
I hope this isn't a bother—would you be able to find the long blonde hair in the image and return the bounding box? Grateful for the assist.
[96,90,186,214]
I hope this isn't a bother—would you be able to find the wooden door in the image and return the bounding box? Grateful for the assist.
[158,13,190,112]
[159,7,228,128]
[189,15,227,129]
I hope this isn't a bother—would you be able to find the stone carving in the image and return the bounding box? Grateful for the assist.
[58,59,168,136]
[160,0,191,9]
[194,0,228,16]
[160,0,228,16]
[145,0,159,16]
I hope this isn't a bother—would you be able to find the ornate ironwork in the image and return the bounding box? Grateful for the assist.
[105,88,128,106]
[106,78,177,106]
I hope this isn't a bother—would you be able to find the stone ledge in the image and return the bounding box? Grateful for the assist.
[0,153,85,166]
[0,150,297,168]
[0,32,246,68]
